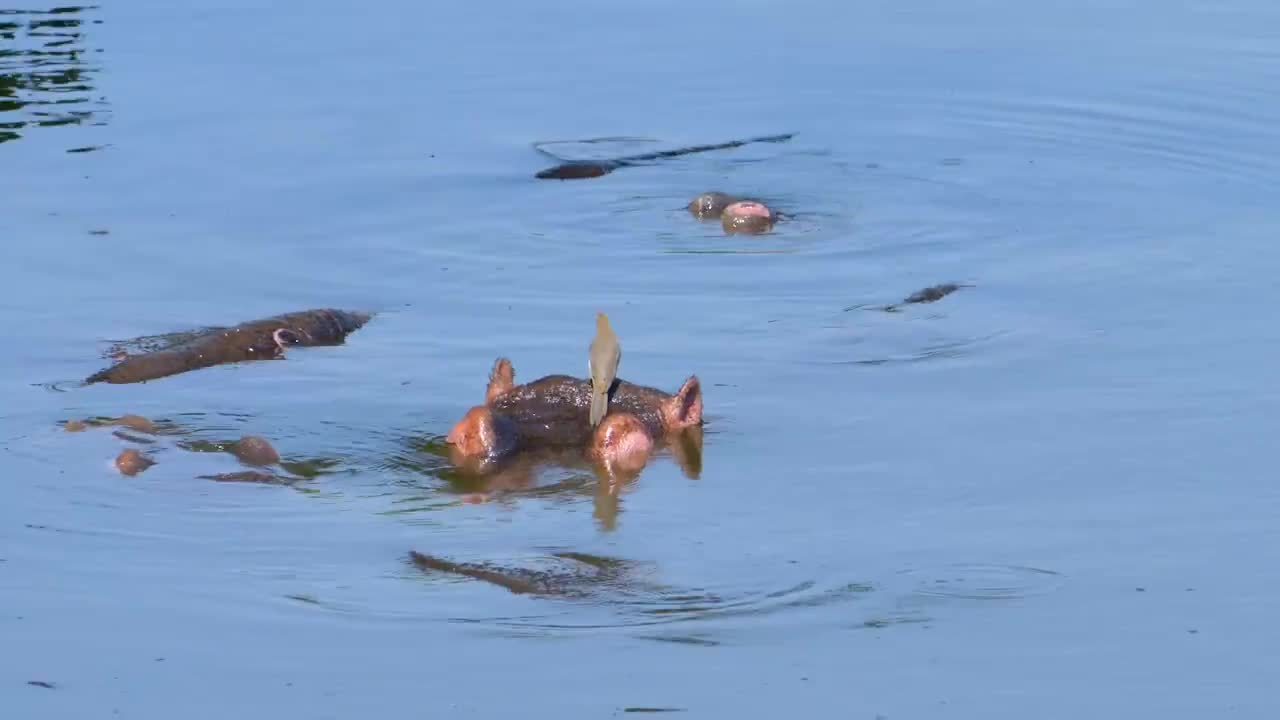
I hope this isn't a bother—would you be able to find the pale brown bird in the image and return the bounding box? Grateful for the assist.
[588,312,621,427]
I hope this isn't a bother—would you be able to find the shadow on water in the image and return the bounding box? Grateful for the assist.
[0,5,108,149]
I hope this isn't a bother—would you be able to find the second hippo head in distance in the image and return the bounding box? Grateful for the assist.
[687,191,779,234]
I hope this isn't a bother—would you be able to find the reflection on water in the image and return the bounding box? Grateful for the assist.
[0,5,107,148]
[380,426,703,531]
[55,403,705,531]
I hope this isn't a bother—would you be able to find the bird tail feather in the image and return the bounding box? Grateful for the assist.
[590,388,608,426]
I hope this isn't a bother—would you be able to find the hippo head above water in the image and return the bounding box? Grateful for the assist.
[687,192,778,234]
[445,357,703,476]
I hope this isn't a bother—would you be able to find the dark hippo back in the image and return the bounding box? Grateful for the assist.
[265,308,371,344]
[84,308,372,384]
[490,375,671,449]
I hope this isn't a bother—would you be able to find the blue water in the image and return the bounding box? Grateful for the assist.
[3,0,1279,717]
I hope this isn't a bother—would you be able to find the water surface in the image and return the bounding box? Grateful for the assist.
[3,0,1279,717]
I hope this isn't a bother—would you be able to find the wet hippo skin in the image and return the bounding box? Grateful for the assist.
[114,448,154,476]
[687,192,779,234]
[720,201,776,234]
[880,283,972,312]
[901,283,969,305]
[407,550,731,611]
[535,133,794,180]
[230,435,281,466]
[62,413,327,484]
[446,357,703,472]
[408,550,637,598]
[687,191,745,219]
[84,308,370,385]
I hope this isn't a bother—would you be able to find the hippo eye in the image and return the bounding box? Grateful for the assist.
[275,329,302,345]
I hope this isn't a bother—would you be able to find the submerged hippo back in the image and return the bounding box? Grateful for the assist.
[240,308,369,346]
[85,346,219,384]
[271,308,370,343]
[85,308,371,384]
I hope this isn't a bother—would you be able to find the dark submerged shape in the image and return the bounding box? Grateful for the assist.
[198,471,295,485]
[535,161,617,180]
[408,550,643,598]
[881,283,971,312]
[535,133,795,180]
[902,283,968,305]
[84,308,371,384]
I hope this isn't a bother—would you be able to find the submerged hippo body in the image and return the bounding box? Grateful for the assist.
[85,308,370,385]
[873,283,972,312]
[409,550,657,599]
[447,357,703,472]
[901,283,969,305]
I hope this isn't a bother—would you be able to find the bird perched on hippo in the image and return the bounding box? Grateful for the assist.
[588,312,621,428]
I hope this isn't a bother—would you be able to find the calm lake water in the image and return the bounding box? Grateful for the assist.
[3,0,1279,717]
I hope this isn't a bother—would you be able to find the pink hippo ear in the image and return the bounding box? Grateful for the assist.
[662,376,703,430]
[485,357,516,404]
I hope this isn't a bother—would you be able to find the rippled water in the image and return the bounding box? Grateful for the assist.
[0,5,107,148]
[4,0,1280,717]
